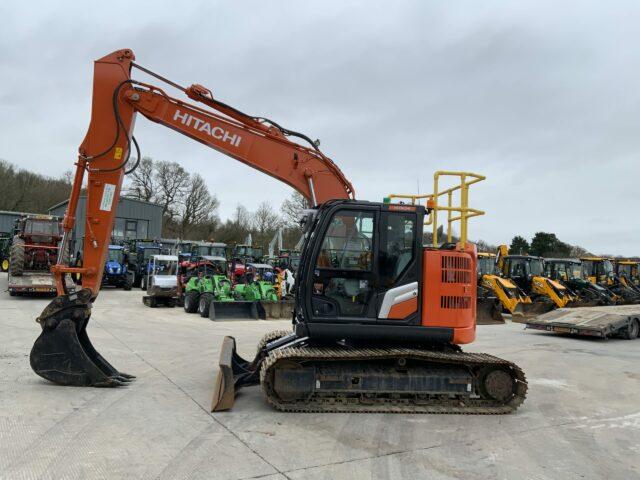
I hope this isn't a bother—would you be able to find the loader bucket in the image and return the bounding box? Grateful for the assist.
[210,301,262,320]
[476,299,505,325]
[30,289,134,387]
[510,303,526,323]
[261,299,295,320]
[211,336,258,411]
[520,298,555,319]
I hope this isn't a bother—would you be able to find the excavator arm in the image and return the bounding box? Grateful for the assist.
[30,49,354,387]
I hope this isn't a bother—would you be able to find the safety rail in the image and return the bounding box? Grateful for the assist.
[385,171,485,248]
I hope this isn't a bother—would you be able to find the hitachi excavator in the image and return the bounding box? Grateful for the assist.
[29,49,527,414]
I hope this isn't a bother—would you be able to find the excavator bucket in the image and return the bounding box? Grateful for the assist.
[211,336,258,411]
[476,298,505,325]
[30,289,135,387]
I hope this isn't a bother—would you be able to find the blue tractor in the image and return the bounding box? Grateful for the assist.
[101,245,133,290]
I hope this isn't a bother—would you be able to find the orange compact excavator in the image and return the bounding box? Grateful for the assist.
[30,50,527,414]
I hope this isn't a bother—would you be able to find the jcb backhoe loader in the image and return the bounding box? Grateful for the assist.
[582,257,640,304]
[476,252,530,324]
[497,246,575,316]
[544,258,617,306]
[614,260,640,294]
[28,49,526,415]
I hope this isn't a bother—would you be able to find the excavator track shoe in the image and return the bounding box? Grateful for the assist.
[260,345,527,414]
[30,289,134,387]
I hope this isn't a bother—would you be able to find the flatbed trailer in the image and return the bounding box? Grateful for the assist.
[8,271,74,296]
[526,305,640,339]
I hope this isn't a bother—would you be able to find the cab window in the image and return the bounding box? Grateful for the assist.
[379,212,415,287]
[316,211,374,271]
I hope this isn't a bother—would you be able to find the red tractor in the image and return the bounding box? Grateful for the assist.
[8,215,67,295]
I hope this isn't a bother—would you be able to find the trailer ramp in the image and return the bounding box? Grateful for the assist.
[526,305,640,339]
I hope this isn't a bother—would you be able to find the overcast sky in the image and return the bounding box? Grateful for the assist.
[1,1,639,255]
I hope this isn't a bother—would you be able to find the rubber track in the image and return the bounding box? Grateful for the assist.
[255,329,292,354]
[260,346,527,414]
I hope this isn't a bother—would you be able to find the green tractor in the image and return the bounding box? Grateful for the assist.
[182,256,260,320]
[238,262,293,319]
[0,233,11,272]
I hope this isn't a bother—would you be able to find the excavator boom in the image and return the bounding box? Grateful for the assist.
[30,49,354,387]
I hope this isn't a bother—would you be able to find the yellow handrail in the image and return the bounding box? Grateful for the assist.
[386,171,485,248]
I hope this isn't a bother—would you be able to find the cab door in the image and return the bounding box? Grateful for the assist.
[375,206,423,325]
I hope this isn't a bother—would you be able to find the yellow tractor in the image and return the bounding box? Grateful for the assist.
[497,245,575,316]
[476,252,530,324]
[582,257,640,304]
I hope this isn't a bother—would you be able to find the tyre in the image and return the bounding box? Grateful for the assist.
[183,291,199,313]
[132,270,141,288]
[166,298,176,308]
[208,302,216,320]
[198,293,212,318]
[9,236,24,277]
[124,274,133,291]
[624,319,639,340]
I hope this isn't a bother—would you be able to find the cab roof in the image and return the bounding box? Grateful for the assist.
[545,258,581,264]
[152,255,178,261]
[506,255,543,261]
[200,255,227,262]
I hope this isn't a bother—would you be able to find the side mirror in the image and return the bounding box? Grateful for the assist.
[299,209,317,234]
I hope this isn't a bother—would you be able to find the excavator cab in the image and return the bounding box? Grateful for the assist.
[294,200,425,339]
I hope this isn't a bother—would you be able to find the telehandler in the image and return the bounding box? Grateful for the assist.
[29,49,526,414]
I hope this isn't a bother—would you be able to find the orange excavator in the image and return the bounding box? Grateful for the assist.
[30,49,527,413]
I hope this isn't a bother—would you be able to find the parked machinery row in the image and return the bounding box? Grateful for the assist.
[476,250,640,323]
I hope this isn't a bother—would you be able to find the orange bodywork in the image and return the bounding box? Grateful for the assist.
[421,243,477,344]
[54,49,355,297]
[387,297,418,319]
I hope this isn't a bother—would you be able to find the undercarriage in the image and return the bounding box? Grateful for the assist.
[212,330,528,414]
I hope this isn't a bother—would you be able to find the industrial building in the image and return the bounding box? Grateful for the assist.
[48,196,163,253]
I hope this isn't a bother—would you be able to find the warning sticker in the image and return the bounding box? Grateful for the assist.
[100,184,116,211]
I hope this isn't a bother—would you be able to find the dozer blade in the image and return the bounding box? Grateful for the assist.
[211,336,259,411]
[476,299,505,325]
[30,289,135,387]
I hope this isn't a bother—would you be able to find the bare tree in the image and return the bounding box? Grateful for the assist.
[177,174,219,237]
[155,160,190,222]
[126,157,156,202]
[281,191,308,227]
[253,201,281,251]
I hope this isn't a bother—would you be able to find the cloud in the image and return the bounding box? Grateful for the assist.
[0,0,638,254]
